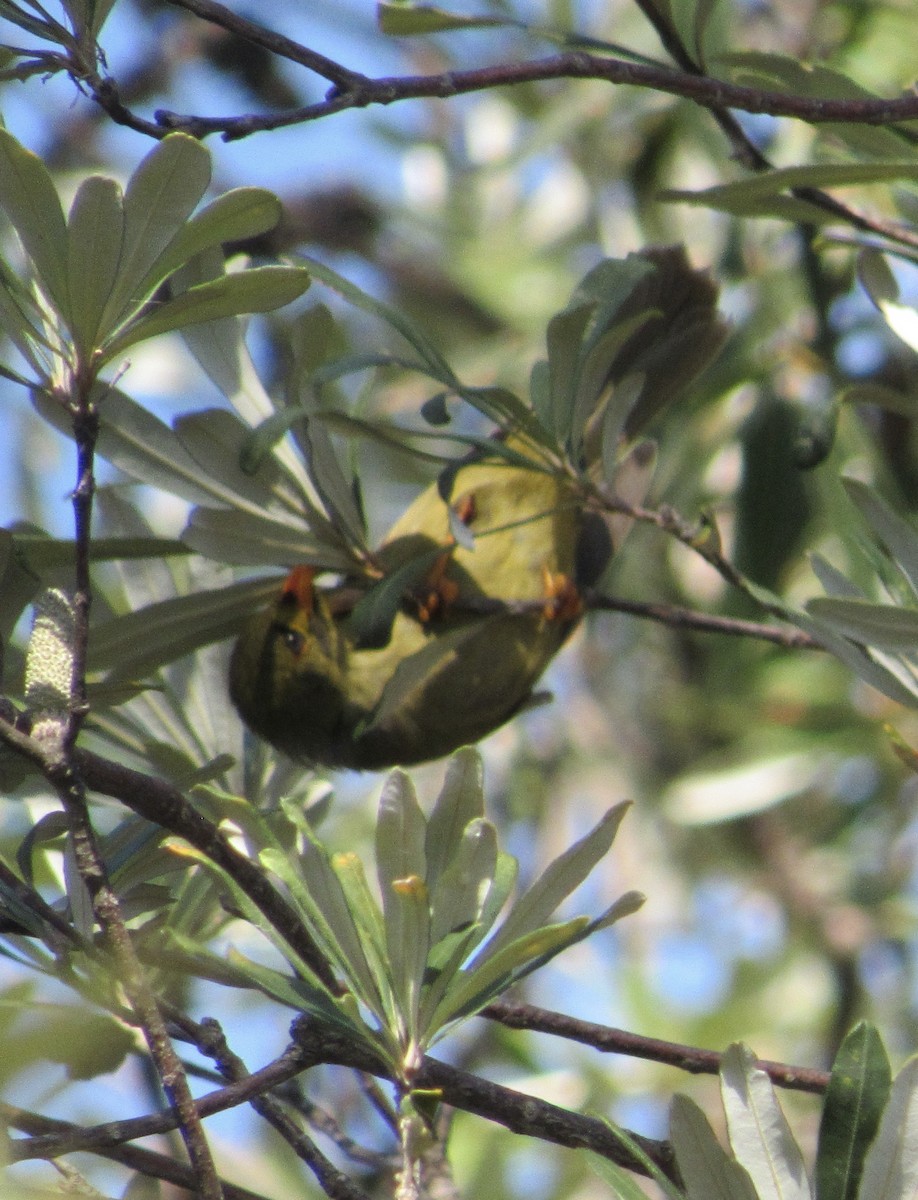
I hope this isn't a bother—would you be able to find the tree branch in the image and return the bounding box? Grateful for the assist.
[482,1000,831,1094]
[148,51,918,141]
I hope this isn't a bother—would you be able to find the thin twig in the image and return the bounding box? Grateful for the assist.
[164,0,366,89]
[53,382,224,1199]
[191,1016,374,1200]
[482,1000,831,1094]
[585,592,819,648]
[5,1044,310,1162]
[0,1103,267,1200]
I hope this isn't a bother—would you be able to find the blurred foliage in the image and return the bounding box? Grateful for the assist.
[2,0,918,1197]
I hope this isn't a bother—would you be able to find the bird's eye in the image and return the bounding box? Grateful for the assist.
[276,626,305,655]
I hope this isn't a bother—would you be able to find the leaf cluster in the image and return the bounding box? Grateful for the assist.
[171,747,642,1084]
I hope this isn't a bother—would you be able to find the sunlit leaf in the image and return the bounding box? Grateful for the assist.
[472,802,630,965]
[720,1043,810,1200]
[858,1057,918,1200]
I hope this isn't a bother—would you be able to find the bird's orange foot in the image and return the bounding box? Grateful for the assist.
[412,492,476,624]
[414,550,461,624]
[541,567,583,623]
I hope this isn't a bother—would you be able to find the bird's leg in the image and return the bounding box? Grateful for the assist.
[540,566,583,623]
[412,492,476,624]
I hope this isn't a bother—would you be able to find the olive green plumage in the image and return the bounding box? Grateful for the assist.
[229,449,584,769]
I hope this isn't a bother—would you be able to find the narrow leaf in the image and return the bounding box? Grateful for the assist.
[66,174,124,353]
[0,129,69,317]
[425,747,485,889]
[671,1094,759,1200]
[720,1043,810,1200]
[843,479,918,601]
[815,1022,890,1200]
[102,266,310,359]
[471,802,630,966]
[805,598,918,650]
[378,3,504,34]
[858,1056,918,1200]
[376,771,427,908]
[99,133,211,333]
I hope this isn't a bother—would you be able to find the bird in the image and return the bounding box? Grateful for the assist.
[228,245,726,769]
[228,440,590,769]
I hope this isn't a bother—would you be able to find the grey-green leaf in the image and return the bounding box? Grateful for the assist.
[66,174,124,354]
[99,133,211,333]
[102,266,311,360]
[805,598,918,650]
[472,802,630,966]
[425,747,485,889]
[720,1043,810,1200]
[671,1094,760,1200]
[0,128,69,318]
[857,1056,918,1200]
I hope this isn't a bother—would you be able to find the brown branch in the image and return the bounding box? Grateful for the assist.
[0,1103,268,1200]
[584,592,819,649]
[189,1016,374,1200]
[482,1000,831,1094]
[69,745,338,991]
[8,1016,678,1185]
[288,1021,680,1184]
[148,52,918,142]
[5,1043,310,1162]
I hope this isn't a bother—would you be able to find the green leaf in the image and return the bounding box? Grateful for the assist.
[662,163,918,221]
[720,1043,810,1200]
[584,1153,657,1200]
[124,187,283,312]
[588,1121,686,1200]
[383,873,431,1053]
[472,802,630,966]
[66,174,124,354]
[859,250,918,356]
[671,1094,759,1200]
[0,129,70,318]
[102,266,311,359]
[88,577,276,680]
[858,1056,918,1200]
[296,411,367,551]
[261,841,384,1015]
[429,917,589,1028]
[347,544,446,648]
[428,816,498,946]
[328,850,404,1053]
[805,598,918,650]
[98,133,211,334]
[0,256,53,376]
[173,408,306,516]
[815,1022,891,1200]
[376,771,427,908]
[33,384,226,507]
[183,507,355,572]
[378,2,504,33]
[425,747,485,890]
[302,254,456,385]
[842,479,918,600]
